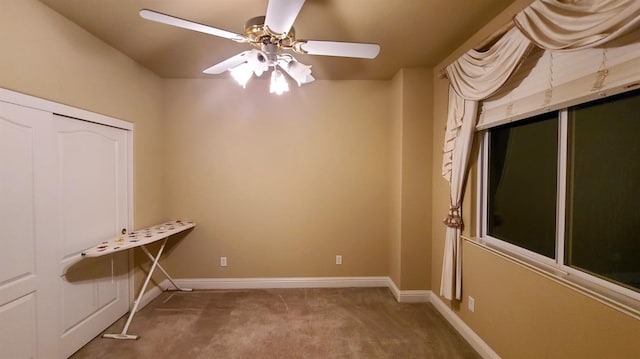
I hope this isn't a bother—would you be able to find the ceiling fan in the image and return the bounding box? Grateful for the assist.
[139,0,380,94]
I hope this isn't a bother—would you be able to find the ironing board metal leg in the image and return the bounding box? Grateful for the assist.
[140,245,192,292]
[102,238,168,340]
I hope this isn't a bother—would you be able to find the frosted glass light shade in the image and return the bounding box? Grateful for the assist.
[230,63,253,88]
[270,69,289,95]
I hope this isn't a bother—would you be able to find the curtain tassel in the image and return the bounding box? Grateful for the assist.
[443,206,463,229]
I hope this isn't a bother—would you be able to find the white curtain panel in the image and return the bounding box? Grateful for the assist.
[439,0,640,301]
[440,29,531,301]
[440,96,477,300]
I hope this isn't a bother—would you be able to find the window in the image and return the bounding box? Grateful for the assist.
[481,89,640,299]
[487,112,558,260]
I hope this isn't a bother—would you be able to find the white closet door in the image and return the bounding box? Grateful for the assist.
[0,101,58,359]
[1,91,132,358]
[53,114,129,358]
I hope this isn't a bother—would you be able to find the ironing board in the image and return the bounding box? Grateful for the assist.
[82,220,195,340]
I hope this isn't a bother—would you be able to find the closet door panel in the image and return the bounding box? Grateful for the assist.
[57,127,118,262]
[0,101,58,358]
[54,115,129,357]
[0,293,37,359]
[0,116,36,288]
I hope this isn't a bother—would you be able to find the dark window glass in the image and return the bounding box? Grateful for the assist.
[566,89,640,292]
[488,112,558,258]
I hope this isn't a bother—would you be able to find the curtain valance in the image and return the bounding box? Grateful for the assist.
[446,29,533,101]
[478,29,640,129]
[441,28,532,182]
[514,0,640,50]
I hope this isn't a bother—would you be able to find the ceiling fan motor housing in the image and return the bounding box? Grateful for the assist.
[245,16,296,50]
[262,43,279,63]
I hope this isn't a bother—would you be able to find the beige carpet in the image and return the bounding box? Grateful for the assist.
[71,287,480,358]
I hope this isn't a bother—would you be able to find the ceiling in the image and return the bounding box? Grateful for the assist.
[39,0,514,80]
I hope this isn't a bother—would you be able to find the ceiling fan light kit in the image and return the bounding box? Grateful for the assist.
[285,60,313,86]
[139,0,380,95]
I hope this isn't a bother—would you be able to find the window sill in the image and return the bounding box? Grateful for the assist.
[463,235,640,320]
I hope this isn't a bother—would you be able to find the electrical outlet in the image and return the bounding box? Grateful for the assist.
[468,296,475,312]
[336,255,342,265]
[220,256,227,267]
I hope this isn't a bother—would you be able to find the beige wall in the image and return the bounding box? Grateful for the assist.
[461,242,640,358]
[0,0,166,292]
[431,1,640,358]
[399,68,433,290]
[389,70,403,286]
[390,69,434,290]
[159,79,392,278]
[0,0,165,228]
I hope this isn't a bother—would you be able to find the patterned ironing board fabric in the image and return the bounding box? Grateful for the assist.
[82,220,195,257]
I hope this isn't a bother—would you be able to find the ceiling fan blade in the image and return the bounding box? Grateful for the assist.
[299,41,380,59]
[202,51,250,74]
[140,9,245,42]
[264,0,305,35]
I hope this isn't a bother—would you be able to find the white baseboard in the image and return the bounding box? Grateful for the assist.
[430,295,500,359]
[386,278,432,303]
[172,276,390,290]
[141,277,433,305]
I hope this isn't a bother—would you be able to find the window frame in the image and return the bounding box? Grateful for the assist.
[478,98,640,303]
